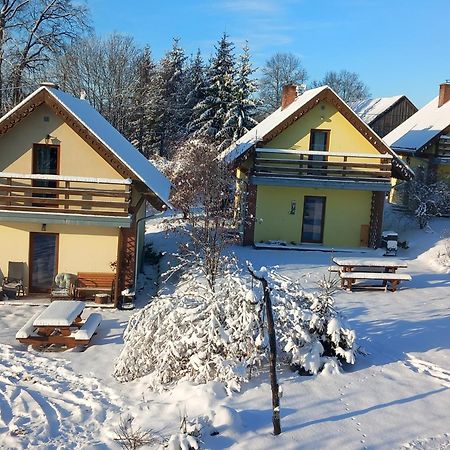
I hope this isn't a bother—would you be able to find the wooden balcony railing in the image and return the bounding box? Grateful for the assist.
[438,135,450,157]
[253,148,392,181]
[0,172,131,216]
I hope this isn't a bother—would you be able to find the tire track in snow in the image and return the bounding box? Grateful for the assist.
[405,354,450,388]
[0,344,124,449]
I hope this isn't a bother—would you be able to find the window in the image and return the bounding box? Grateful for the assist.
[308,130,329,176]
[32,144,59,203]
[301,196,326,243]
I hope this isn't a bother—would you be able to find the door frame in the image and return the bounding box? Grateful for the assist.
[28,232,59,293]
[300,196,326,244]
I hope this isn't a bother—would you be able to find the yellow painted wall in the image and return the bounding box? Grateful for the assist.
[265,100,382,157]
[0,104,123,179]
[0,222,118,290]
[254,185,372,248]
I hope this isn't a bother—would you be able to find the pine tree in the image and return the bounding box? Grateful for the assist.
[185,50,207,135]
[129,47,162,157]
[219,42,258,147]
[156,38,188,156]
[192,33,236,152]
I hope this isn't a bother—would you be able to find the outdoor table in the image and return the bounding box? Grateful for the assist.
[332,257,408,273]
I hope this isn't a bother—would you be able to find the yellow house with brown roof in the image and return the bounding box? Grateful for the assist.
[220,85,413,249]
[0,83,171,305]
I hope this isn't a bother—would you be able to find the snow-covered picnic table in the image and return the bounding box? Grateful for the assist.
[331,257,411,292]
[332,257,408,272]
[16,301,102,348]
[33,300,85,327]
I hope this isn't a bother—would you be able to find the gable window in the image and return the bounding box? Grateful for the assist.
[32,144,59,203]
[308,130,329,175]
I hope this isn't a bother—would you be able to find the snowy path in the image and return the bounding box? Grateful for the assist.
[0,344,123,449]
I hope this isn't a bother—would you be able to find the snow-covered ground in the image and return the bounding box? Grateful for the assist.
[0,217,449,449]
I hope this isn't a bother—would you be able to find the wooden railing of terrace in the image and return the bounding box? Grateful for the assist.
[0,172,131,216]
[437,135,450,160]
[253,149,392,182]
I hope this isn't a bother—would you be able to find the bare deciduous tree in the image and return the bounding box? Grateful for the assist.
[54,33,142,137]
[312,69,370,103]
[8,0,89,105]
[259,52,308,115]
[167,138,236,289]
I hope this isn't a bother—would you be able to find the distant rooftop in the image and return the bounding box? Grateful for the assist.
[350,96,405,124]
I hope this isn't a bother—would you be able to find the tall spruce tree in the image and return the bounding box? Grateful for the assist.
[129,47,162,157]
[192,33,236,152]
[219,42,258,146]
[185,50,207,135]
[156,38,187,156]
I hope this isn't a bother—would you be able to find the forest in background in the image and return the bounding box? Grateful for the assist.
[0,0,370,157]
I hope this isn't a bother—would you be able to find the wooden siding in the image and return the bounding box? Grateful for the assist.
[370,97,418,138]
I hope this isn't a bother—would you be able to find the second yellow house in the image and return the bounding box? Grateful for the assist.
[220,85,413,249]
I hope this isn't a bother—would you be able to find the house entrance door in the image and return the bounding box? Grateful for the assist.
[29,233,58,293]
[301,196,326,244]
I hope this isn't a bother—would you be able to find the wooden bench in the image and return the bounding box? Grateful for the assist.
[71,313,102,345]
[340,272,412,292]
[75,272,115,300]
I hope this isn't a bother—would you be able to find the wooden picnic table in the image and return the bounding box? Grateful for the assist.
[332,257,408,273]
[331,257,411,292]
[16,301,102,348]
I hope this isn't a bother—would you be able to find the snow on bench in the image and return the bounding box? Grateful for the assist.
[328,265,341,272]
[340,272,412,292]
[15,311,42,339]
[340,272,412,281]
[72,313,102,342]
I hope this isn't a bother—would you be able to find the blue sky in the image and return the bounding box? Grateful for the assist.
[89,0,450,107]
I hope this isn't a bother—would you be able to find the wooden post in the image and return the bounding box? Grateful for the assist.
[248,266,281,435]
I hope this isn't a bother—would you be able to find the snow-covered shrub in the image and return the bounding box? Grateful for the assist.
[254,267,357,375]
[114,259,263,390]
[402,179,450,228]
[114,260,357,389]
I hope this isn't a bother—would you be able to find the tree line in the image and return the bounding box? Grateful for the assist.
[0,0,371,157]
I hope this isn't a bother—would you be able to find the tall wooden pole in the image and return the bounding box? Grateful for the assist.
[248,267,281,435]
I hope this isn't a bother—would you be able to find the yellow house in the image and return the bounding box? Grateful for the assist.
[384,82,450,187]
[0,83,171,305]
[220,85,413,249]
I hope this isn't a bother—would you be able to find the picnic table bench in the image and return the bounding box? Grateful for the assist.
[330,257,412,292]
[16,301,102,348]
[75,272,115,301]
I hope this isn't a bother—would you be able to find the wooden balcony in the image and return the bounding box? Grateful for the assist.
[436,135,450,164]
[251,148,393,191]
[0,172,131,217]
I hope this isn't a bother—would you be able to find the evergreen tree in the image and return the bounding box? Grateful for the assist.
[156,38,187,156]
[185,50,207,135]
[129,47,162,156]
[192,33,236,151]
[219,42,258,146]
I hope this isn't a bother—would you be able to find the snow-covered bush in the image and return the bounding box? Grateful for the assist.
[114,259,263,391]
[114,260,357,389]
[402,179,450,229]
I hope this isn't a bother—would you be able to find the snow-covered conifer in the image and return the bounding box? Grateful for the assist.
[218,42,258,146]
[192,33,236,152]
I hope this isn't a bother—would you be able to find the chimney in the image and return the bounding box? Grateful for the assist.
[281,84,297,110]
[438,81,450,107]
[40,81,59,90]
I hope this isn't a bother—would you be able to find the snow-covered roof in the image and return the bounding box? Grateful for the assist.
[350,96,404,124]
[220,85,328,163]
[384,96,450,153]
[0,86,171,207]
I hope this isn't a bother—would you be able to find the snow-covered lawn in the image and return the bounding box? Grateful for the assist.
[1,217,449,449]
